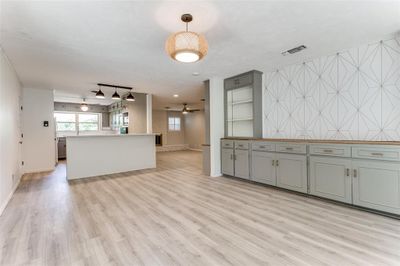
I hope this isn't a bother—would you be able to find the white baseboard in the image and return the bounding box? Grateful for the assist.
[23,167,55,174]
[188,148,202,152]
[0,174,22,216]
[156,144,189,152]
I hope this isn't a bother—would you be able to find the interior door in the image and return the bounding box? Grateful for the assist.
[276,153,307,193]
[251,151,276,185]
[352,160,400,214]
[309,156,352,203]
[221,148,234,176]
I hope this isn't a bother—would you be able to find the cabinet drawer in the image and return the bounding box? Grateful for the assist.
[276,143,307,154]
[252,142,275,152]
[235,141,249,150]
[221,140,234,149]
[310,145,351,157]
[352,146,400,162]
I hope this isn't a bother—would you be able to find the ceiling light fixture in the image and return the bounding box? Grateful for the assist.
[173,94,179,98]
[94,83,134,100]
[80,99,89,112]
[95,86,105,99]
[166,14,208,63]
[182,103,189,114]
[126,90,135,102]
[112,87,121,100]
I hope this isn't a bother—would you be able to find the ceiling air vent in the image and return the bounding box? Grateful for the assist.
[282,45,307,56]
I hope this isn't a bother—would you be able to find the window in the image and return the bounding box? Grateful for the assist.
[168,117,181,131]
[54,113,76,131]
[54,112,100,133]
[78,114,99,131]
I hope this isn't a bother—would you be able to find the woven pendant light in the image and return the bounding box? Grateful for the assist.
[166,14,208,63]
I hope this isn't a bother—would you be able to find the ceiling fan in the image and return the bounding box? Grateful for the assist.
[182,103,200,114]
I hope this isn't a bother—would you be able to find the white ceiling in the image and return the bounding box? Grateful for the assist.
[1,0,399,109]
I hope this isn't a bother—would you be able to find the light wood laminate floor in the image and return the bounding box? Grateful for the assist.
[1,151,400,265]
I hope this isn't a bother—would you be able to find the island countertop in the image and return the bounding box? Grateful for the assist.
[66,133,156,138]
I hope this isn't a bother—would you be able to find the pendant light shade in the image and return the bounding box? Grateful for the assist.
[112,89,120,100]
[80,104,89,112]
[96,89,105,99]
[80,98,89,112]
[166,14,208,63]
[126,92,135,102]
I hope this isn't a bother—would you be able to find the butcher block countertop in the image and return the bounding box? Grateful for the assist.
[221,137,400,146]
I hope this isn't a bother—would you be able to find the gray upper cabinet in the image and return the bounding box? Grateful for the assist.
[224,70,263,138]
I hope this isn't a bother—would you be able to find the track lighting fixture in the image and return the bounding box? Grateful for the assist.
[95,86,105,99]
[126,91,135,102]
[112,88,121,100]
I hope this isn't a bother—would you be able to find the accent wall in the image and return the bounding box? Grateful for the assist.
[264,38,400,140]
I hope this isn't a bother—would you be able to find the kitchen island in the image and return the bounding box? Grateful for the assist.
[66,134,156,180]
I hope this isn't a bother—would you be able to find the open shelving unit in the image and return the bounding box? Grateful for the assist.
[224,70,263,138]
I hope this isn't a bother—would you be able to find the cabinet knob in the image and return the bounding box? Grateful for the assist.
[276,160,279,167]
[353,169,357,178]
[272,160,275,166]
[346,168,350,177]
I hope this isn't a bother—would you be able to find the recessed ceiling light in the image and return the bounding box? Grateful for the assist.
[173,94,179,98]
[192,72,200,76]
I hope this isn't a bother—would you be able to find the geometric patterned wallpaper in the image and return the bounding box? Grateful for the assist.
[264,38,400,140]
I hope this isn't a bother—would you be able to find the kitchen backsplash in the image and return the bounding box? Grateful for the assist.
[264,37,400,140]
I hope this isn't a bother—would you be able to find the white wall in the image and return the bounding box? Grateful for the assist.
[127,92,147,134]
[22,88,55,173]
[264,37,400,140]
[0,47,22,215]
[152,110,186,146]
[209,77,224,177]
[184,110,205,150]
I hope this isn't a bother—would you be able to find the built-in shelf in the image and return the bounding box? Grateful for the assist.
[227,118,254,122]
[227,99,253,105]
[224,70,263,138]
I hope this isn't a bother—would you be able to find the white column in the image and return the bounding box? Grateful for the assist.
[209,77,224,177]
[146,94,152,133]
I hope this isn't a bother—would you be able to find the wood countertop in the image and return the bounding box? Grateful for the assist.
[221,137,400,146]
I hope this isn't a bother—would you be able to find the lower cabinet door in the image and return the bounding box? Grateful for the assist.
[276,153,307,193]
[309,156,352,203]
[352,160,400,215]
[221,148,234,176]
[235,149,250,179]
[251,151,276,186]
